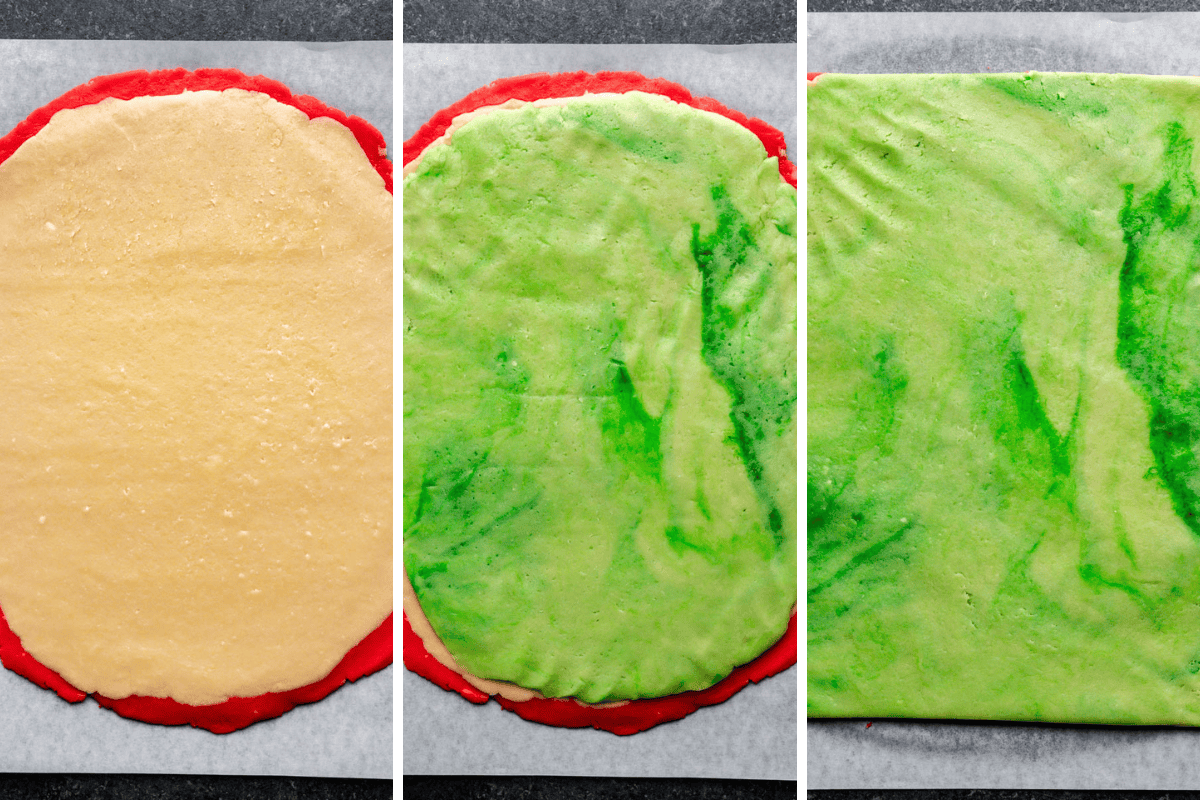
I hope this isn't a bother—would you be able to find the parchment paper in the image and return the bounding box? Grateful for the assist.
[807,12,1200,790]
[0,39,392,779]
[402,43,796,174]
[402,43,798,781]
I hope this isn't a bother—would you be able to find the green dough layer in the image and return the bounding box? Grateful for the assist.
[404,92,797,702]
[809,73,1200,725]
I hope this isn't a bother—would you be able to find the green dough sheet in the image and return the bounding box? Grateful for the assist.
[404,92,798,703]
[809,72,1200,726]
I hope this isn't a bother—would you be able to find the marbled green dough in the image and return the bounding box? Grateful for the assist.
[809,73,1200,725]
[404,92,797,702]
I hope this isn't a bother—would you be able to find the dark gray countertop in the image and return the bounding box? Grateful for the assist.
[407,777,797,799]
[0,0,390,40]
[404,0,796,43]
[2,776,390,799]
[809,0,1200,10]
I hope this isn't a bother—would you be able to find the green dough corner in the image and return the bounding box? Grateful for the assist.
[404,92,798,703]
[809,73,1200,725]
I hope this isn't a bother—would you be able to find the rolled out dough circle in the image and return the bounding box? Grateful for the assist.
[402,71,797,733]
[0,78,393,710]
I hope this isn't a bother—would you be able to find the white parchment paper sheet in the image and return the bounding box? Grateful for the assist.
[402,42,797,781]
[403,43,796,173]
[0,39,392,779]
[807,12,1200,791]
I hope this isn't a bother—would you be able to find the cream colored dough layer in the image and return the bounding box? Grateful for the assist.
[0,89,392,706]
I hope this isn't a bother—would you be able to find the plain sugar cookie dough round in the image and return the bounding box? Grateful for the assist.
[0,88,393,707]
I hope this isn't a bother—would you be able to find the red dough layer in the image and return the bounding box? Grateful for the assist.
[404,612,797,735]
[0,68,392,194]
[403,70,797,734]
[0,608,392,734]
[403,70,797,189]
[0,68,394,734]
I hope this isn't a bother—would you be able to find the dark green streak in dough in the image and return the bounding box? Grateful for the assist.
[692,185,796,547]
[869,335,909,427]
[995,318,1075,491]
[808,518,917,601]
[984,73,1110,118]
[807,336,907,539]
[577,108,684,164]
[408,447,490,531]
[600,359,663,479]
[1117,122,1200,536]
[1007,348,1069,476]
[408,451,544,576]
[665,523,718,562]
[807,336,915,622]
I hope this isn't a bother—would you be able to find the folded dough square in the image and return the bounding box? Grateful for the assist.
[808,72,1200,726]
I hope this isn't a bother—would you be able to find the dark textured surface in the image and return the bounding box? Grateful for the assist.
[810,0,1200,10]
[406,777,797,799]
[403,0,797,43]
[0,0,391,40]
[0,775,391,799]
[808,791,1200,798]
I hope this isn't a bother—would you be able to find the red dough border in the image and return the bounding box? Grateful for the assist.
[404,611,797,735]
[0,67,393,194]
[403,70,797,189]
[0,608,392,734]
[402,70,798,734]
[0,68,394,734]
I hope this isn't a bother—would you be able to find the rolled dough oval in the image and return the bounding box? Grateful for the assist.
[0,87,393,707]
